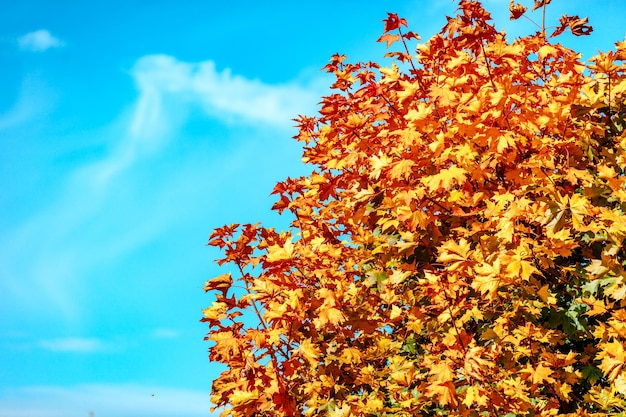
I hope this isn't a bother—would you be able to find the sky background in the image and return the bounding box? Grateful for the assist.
[1,1,625,416]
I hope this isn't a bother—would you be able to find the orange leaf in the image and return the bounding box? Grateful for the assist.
[377,33,400,48]
[532,0,551,11]
[509,1,527,20]
[389,159,415,180]
[204,273,233,294]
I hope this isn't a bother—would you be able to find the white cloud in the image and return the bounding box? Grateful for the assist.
[38,337,108,353]
[17,29,64,52]
[0,53,323,325]
[92,54,321,183]
[131,54,320,129]
[0,384,216,417]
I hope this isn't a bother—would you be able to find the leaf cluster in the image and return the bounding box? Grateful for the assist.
[203,1,626,415]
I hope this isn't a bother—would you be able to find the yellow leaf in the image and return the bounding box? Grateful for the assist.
[437,238,472,263]
[537,285,557,305]
[317,307,346,327]
[538,44,558,59]
[202,302,227,321]
[397,80,421,104]
[230,389,258,406]
[430,361,455,383]
[263,302,288,322]
[369,153,392,180]
[568,193,589,230]
[426,381,457,407]
[389,159,415,180]
[329,403,351,417]
[557,382,573,400]
[296,338,320,366]
[522,363,555,385]
[464,346,491,382]
[388,270,410,285]
[265,238,294,262]
[598,341,626,381]
[472,259,502,299]
[615,373,626,396]
[406,102,433,127]
[390,305,403,321]
[462,385,488,407]
[505,247,537,281]
[598,164,617,179]
[429,83,459,107]
[424,165,468,191]
[365,395,384,412]
[204,273,232,293]
[586,259,609,277]
[585,385,623,408]
[339,347,363,365]
[583,297,609,316]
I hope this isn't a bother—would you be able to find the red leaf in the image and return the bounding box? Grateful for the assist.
[509,1,527,20]
[383,13,407,33]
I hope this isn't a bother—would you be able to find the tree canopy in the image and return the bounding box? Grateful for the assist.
[203,1,626,415]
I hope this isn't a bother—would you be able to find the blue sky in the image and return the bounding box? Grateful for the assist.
[1,1,624,416]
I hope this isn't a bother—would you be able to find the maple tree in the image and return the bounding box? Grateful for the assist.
[203,1,626,415]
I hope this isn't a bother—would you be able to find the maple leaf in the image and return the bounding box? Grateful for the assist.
[389,159,415,180]
[296,338,320,366]
[382,12,407,33]
[585,386,623,408]
[265,238,294,263]
[377,33,399,48]
[615,373,626,396]
[403,31,420,41]
[585,259,609,277]
[598,341,626,382]
[230,389,258,406]
[315,307,346,327]
[426,382,457,407]
[522,363,555,385]
[202,302,228,324]
[552,14,593,37]
[532,0,551,11]
[505,246,537,281]
[429,83,459,107]
[437,238,474,272]
[472,256,504,299]
[423,165,468,192]
[429,361,455,383]
[462,385,489,407]
[537,285,557,305]
[566,15,593,36]
[204,273,233,295]
[509,1,527,20]
[369,153,392,180]
[464,346,492,382]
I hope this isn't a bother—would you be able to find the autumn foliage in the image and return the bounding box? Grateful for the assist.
[203,1,626,415]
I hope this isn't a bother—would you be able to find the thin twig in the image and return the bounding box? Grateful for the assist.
[542,2,547,36]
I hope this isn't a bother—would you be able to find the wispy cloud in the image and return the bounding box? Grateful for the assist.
[38,337,108,353]
[17,29,64,52]
[0,384,216,417]
[0,53,322,325]
[92,54,321,183]
[0,75,56,130]
[132,54,320,129]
